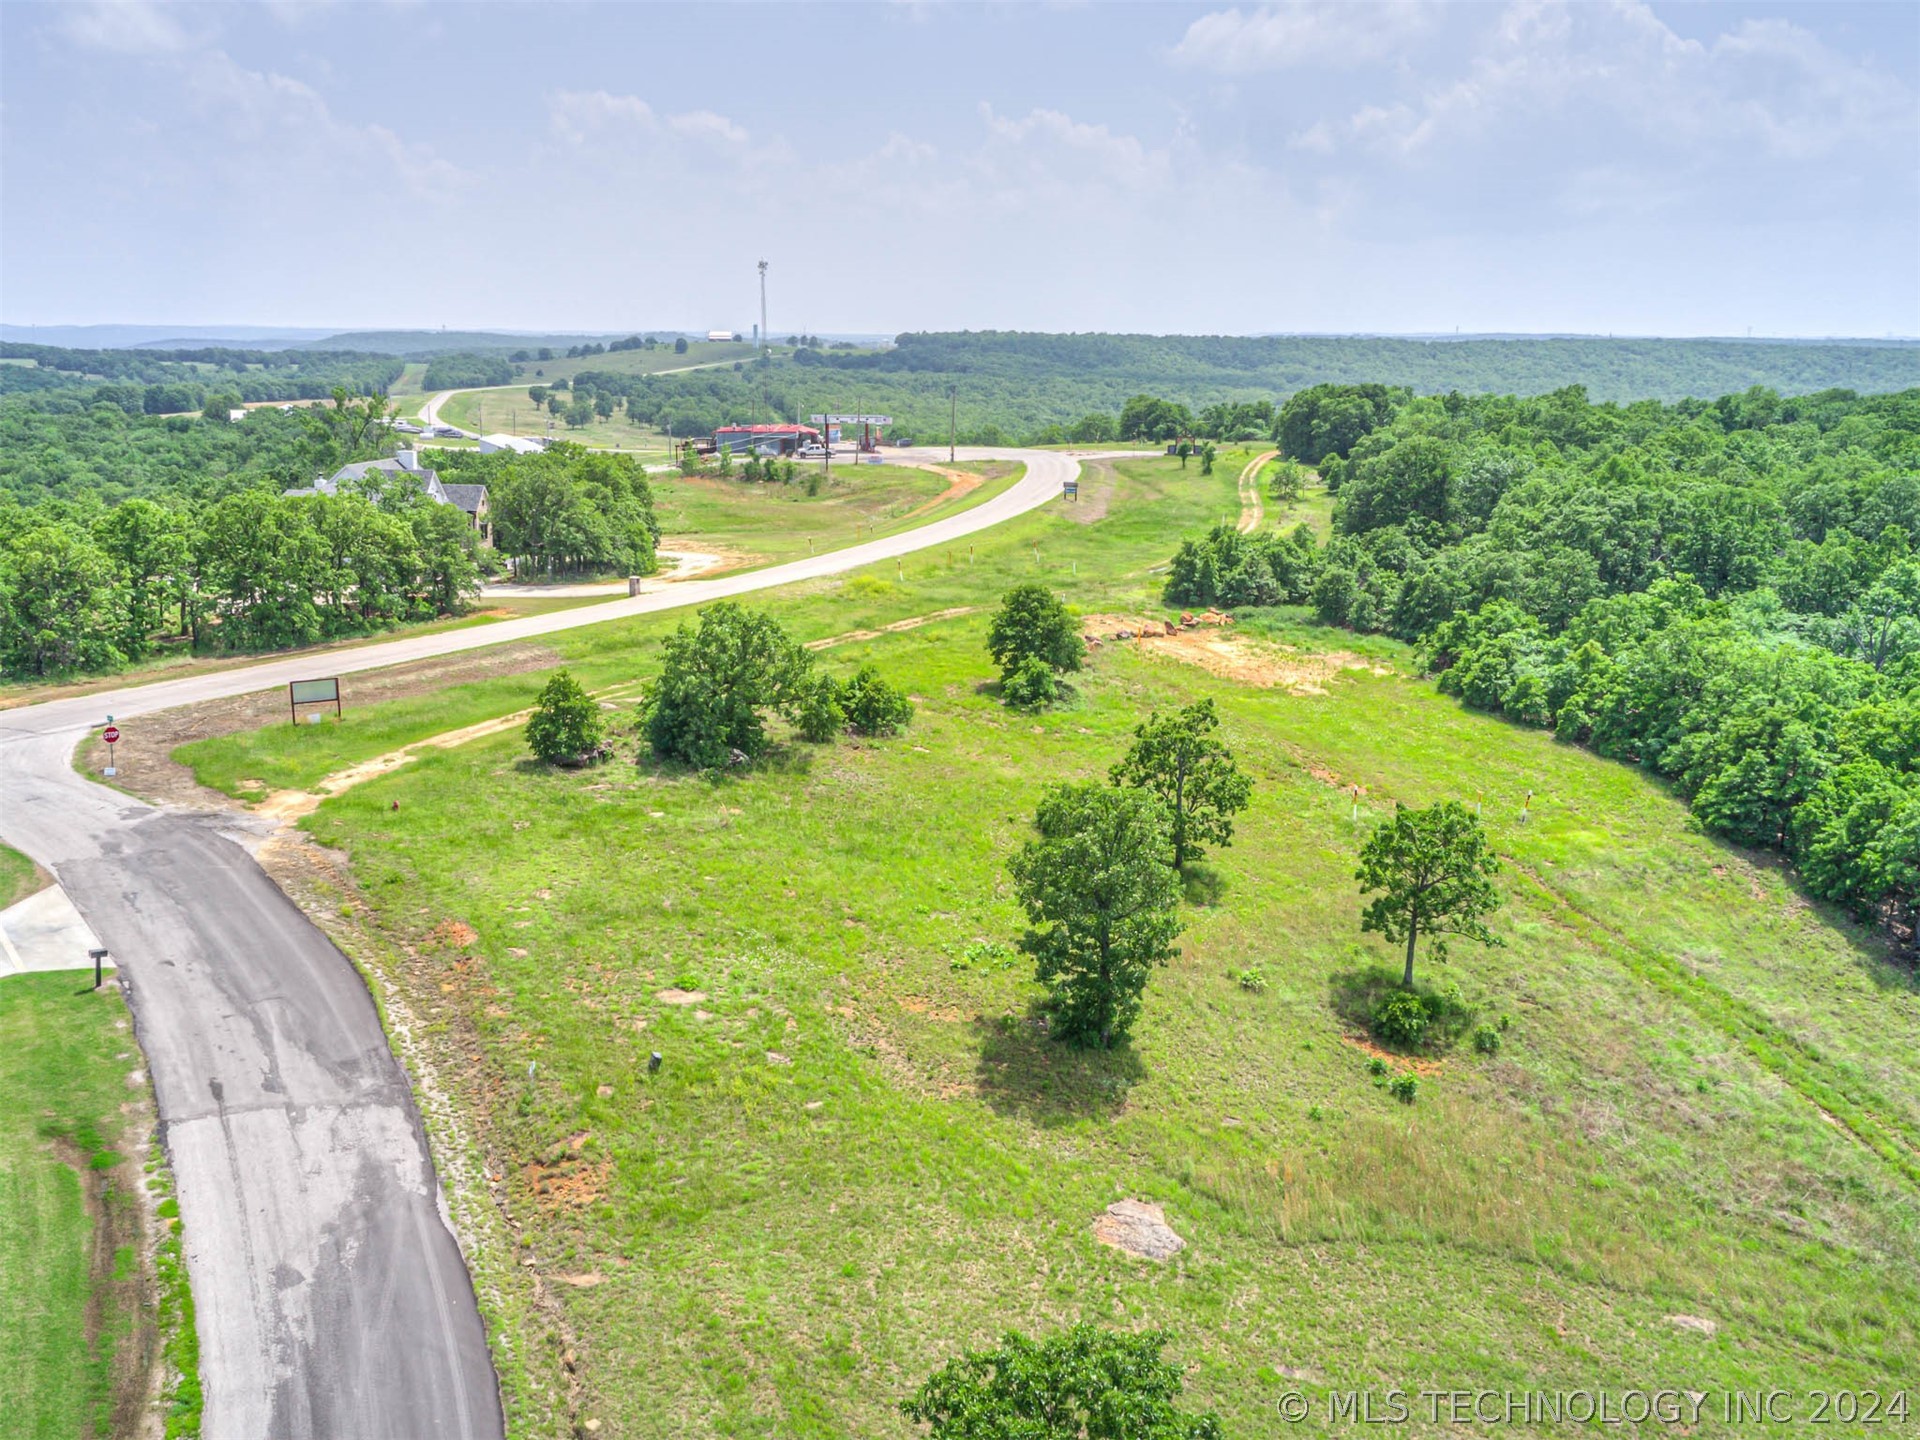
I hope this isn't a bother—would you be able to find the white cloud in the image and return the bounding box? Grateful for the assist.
[1305,0,1915,164]
[60,0,192,55]
[1172,2,1435,72]
[183,49,471,197]
[974,104,1173,195]
[56,3,471,200]
[547,90,776,166]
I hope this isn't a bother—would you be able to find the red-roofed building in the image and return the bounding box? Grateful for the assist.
[713,423,822,456]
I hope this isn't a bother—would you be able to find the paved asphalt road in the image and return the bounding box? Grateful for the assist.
[0,446,1082,1439]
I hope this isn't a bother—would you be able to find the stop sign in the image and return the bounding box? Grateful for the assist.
[102,726,120,744]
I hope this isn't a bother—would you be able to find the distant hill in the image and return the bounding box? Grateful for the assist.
[302,330,680,358]
[0,323,337,350]
[829,332,1920,404]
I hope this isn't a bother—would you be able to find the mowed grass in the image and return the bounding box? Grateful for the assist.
[174,462,1025,799]
[0,842,44,910]
[0,976,148,1439]
[436,389,676,456]
[214,454,1918,1435]
[653,461,1021,566]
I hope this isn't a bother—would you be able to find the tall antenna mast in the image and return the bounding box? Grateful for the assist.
[757,258,771,422]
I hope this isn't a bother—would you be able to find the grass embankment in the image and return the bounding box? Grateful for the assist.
[0,842,45,910]
[654,460,1022,567]
[0,975,197,1439]
[0,592,605,712]
[187,453,1919,1436]
[175,462,1025,798]
[0,461,1002,712]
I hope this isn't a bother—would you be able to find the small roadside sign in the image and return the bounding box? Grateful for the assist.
[288,677,343,725]
[102,724,120,777]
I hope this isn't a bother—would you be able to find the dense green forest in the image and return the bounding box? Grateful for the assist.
[580,333,1920,445]
[0,392,658,679]
[1166,383,1920,950]
[421,352,516,390]
[433,445,660,579]
[0,342,403,410]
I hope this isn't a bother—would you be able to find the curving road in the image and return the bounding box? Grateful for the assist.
[0,446,1082,1439]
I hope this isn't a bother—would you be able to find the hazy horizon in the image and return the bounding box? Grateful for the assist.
[4,1,1916,338]
[7,323,1917,349]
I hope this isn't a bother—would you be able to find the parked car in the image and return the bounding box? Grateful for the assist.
[798,442,827,458]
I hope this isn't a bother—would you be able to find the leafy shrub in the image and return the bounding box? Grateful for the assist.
[1472,1023,1504,1055]
[902,1323,1223,1440]
[953,940,1017,973]
[1388,1072,1420,1104]
[525,669,605,765]
[987,583,1082,684]
[1370,989,1431,1047]
[1002,654,1059,711]
[794,674,845,742]
[1366,1056,1388,1077]
[1233,966,1268,993]
[841,665,914,736]
[644,602,812,767]
[1164,523,1321,608]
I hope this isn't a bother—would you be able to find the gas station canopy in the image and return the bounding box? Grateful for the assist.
[809,414,893,426]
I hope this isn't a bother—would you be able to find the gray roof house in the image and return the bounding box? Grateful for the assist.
[285,449,491,542]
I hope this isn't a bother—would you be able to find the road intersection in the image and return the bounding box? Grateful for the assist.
[0,447,1083,1438]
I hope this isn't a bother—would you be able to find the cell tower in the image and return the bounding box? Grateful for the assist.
[757,259,769,357]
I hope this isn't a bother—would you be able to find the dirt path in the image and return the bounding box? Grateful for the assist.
[1237,449,1277,533]
[1065,459,1117,523]
[897,464,984,519]
[479,547,731,598]
[251,710,542,822]
[71,643,564,811]
[805,607,978,652]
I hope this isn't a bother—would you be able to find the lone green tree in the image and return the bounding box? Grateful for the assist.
[645,601,812,768]
[987,583,1082,698]
[1356,801,1503,988]
[902,1323,1223,1440]
[1110,699,1253,868]
[1008,783,1183,1048]
[1198,441,1216,476]
[525,669,604,765]
[840,664,914,736]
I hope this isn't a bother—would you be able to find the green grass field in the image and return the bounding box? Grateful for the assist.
[182,453,1920,1437]
[435,390,677,455]
[0,842,44,910]
[0,976,164,1439]
[654,460,1021,564]
[0,591,605,710]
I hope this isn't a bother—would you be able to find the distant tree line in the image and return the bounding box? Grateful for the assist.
[1166,382,1920,951]
[0,482,479,678]
[0,410,658,680]
[421,353,516,390]
[0,342,403,406]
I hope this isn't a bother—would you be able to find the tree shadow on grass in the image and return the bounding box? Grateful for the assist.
[1327,963,1478,1056]
[972,1004,1144,1127]
[1180,862,1228,907]
[1327,962,1401,1035]
[970,678,1081,711]
[625,741,816,784]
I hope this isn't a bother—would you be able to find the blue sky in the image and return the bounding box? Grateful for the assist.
[3,1,1915,337]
